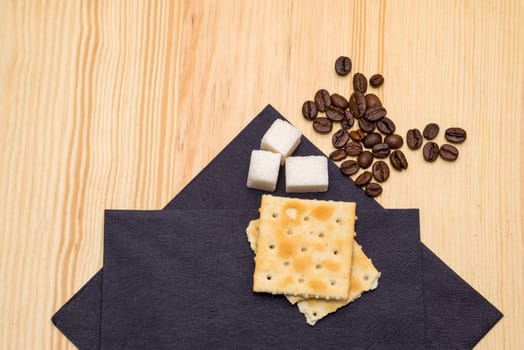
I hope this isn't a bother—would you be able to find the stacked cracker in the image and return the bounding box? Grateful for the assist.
[247,195,381,325]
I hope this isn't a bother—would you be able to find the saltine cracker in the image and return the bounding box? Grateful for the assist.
[253,195,356,300]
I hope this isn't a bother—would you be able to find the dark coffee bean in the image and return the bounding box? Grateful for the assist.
[384,134,403,149]
[365,106,387,122]
[365,93,382,109]
[376,117,396,135]
[353,73,368,93]
[365,183,382,197]
[302,101,317,120]
[362,132,382,148]
[372,143,391,158]
[341,110,354,129]
[354,171,373,187]
[335,56,352,76]
[329,149,347,162]
[326,107,345,121]
[349,129,366,142]
[313,117,333,133]
[390,150,408,170]
[423,123,440,140]
[332,129,350,148]
[372,161,390,182]
[349,92,366,118]
[406,129,423,149]
[439,144,459,161]
[330,93,349,109]
[369,74,384,87]
[314,89,331,112]
[340,160,359,176]
[445,127,467,143]
[423,142,439,162]
[357,151,374,169]
[344,141,363,156]
[358,118,376,133]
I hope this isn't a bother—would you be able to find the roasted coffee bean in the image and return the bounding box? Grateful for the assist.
[365,183,382,197]
[332,129,350,148]
[340,160,359,176]
[423,123,440,140]
[406,128,423,149]
[439,144,459,161]
[445,127,467,143]
[423,142,439,162]
[390,150,408,170]
[372,143,391,158]
[349,92,366,118]
[330,93,349,109]
[376,117,396,135]
[349,129,366,142]
[353,73,368,93]
[341,110,354,129]
[362,132,382,148]
[313,117,333,133]
[372,161,390,182]
[344,141,363,156]
[329,149,347,162]
[384,134,403,149]
[365,93,382,109]
[358,118,376,133]
[354,171,373,186]
[302,101,317,120]
[326,107,345,121]
[364,106,387,122]
[314,89,331,112]
[369,74,384,87]
[357,151,374,169]
[335,56,352,76]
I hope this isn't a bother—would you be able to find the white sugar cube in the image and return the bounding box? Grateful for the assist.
[246,150,281,192]
[285,156,329,193]
[260,119,302,164]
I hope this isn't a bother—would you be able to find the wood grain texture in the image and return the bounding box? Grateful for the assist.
[0,0,522,348]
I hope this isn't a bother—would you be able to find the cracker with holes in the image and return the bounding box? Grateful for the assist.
[253,195,356,300]
[246,219,381,325]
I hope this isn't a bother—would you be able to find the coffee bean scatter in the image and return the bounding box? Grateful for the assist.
[300,57,467,197]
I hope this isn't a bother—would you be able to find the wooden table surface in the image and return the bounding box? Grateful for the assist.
[1,1,523,349]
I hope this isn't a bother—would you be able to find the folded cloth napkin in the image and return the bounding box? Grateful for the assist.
[52,105,502,349]
[100,209,423,349]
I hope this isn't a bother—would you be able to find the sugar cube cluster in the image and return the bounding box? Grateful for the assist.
[246,119,329,193]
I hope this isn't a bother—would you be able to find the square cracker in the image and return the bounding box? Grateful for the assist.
[253,195,356,300]
[246,219,381,325]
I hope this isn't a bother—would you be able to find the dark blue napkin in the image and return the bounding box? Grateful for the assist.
[52,105,502,349]
[100,209,423,349]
